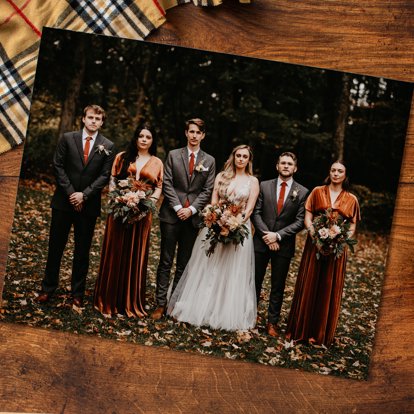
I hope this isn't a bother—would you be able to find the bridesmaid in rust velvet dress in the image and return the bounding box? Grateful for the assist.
[286,161,360,346]
[93,123,163,317]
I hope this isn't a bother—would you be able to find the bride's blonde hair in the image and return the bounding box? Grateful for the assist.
[217,145,254,194]
[222,144,253,177]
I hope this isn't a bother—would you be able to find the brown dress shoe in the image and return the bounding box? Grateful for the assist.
[151,306,166,320]
[72,297,84,307]
[35,292,50,303]
[266,322,278,337]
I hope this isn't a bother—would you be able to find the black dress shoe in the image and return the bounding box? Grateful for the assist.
[35,292,50,303]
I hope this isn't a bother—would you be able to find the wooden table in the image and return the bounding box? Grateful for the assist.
[1,1,413,412]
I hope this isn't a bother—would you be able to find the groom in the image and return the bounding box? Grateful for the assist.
[152,118,215,320]
[36,104,115,307]
[252,152,308,337]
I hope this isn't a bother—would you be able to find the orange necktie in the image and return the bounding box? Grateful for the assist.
[184,153,195,208]
[189,152,195,176]
[277,182,287,214]
[83,136,92,163]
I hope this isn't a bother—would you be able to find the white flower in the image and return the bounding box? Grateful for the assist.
[318,227,330,239]
[122,191,141,207]
[226,214,243,231]
[96,144,111,155]
[195,161,209,172]
[291,187,299,201]
[118,179,129,188]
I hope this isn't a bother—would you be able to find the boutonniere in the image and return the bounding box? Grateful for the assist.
[96,144,111,156]
[195,160,209,172]
[291,187,300,201]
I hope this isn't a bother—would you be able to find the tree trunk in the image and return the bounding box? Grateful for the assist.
[133,65,150,126]
[58,40,86,140]
[332,72,351,160]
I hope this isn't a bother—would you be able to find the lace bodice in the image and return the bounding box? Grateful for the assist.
[218,176,252,206]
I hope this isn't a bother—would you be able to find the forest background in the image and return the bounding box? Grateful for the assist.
[23,28,413,231]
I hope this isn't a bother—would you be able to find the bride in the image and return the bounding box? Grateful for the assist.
[167,145,260,331]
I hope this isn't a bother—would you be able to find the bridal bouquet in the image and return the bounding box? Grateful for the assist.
[107,177,156,224]
[200,201,249,257]
[310,208,357,259]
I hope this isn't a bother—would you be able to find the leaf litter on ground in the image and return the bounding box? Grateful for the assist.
[1,180,389,380]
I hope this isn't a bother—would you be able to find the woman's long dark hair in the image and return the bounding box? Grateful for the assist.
[116,123,157,179]
[324,159,350,191]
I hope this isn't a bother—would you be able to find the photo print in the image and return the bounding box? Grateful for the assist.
[2,27,413,380]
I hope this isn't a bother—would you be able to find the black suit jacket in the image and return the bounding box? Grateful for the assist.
[51,130,115,217]
[251,178,309,258]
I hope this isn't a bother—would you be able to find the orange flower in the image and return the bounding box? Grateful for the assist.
[326,209,339,223]
[328,224,341,238]
[228,204,243,215]
[220,227,230,237]
[204,212,217,228]
[131,180,152,193]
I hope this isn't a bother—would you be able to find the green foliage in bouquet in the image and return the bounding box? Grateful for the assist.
[107,177,157,225]
[311,208,357,259]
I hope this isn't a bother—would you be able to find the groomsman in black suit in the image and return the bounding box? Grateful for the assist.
[36,105,115,307]
[252,152,309,336]
[151,118,215,320]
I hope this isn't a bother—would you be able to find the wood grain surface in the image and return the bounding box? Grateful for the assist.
[1,1,413,412]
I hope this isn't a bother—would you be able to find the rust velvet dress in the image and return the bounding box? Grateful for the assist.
[286,185,361,346]
[93,153,163,317]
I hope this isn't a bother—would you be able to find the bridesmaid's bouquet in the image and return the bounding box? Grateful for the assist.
[107,177,157,224]
[310,208,357,259]
[200,201,249,257]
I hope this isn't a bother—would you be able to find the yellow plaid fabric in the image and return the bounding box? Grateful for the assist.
[0,0,250,155]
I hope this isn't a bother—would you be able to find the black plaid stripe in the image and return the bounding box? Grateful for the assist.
[0,44,33,113]
[118,1,158,37]
[191,0,217,6]
[0,42,39,146]
[67,0,135,34]
[58,0,158,39]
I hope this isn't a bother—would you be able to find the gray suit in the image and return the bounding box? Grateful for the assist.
[251,178,308,323]
[156,147,215,306]
[42,130,115,298]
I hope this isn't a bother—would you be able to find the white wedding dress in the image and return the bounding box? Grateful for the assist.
[167,178,257,331]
